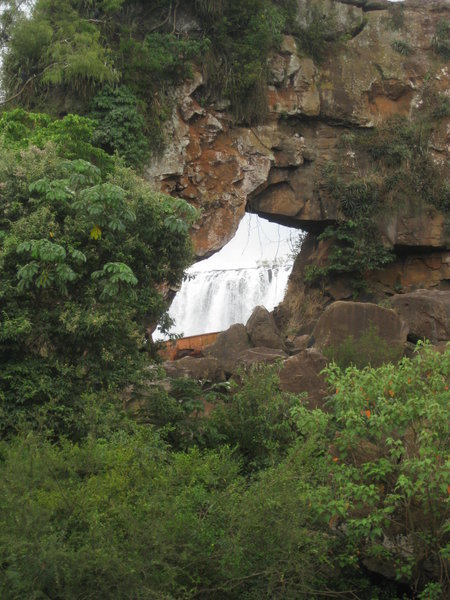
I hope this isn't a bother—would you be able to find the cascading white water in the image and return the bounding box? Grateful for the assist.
[168,259,292,337]
[155,213,300,339]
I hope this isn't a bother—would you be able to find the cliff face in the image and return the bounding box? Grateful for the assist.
[147,0,449,336]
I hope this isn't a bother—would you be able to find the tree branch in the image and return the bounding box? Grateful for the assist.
[0,62,62,106]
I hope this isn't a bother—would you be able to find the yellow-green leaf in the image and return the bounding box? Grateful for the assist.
[90,225,102,240]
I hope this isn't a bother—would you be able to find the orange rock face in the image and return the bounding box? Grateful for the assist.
[146,0,449,334]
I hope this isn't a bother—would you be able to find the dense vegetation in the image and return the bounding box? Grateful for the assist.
[1,346,448,599]
[0,2,449,599]
[0,0,300,157]
[0,108,197,438]
[306,88,449,292]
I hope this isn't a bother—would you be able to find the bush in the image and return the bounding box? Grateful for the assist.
[0,349,448,597]
[323,325,404,370]
[206,363,299,472]
[309,220,394,288]
[432,19,450,60]
[0,428,244,599]
[391,39,413,56]
[203,0,287,123]
[89,85,150,167]
[324,343,450,594]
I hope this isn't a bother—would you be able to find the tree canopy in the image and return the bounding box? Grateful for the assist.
[0,108,197,437]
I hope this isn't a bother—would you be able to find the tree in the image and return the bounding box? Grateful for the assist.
[0,109,197,438]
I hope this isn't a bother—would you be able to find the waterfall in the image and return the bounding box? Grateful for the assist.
[167,259,292,337]
[154,213,300,340]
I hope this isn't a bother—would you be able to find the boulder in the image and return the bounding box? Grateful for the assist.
[234,347,288,372]
[289,334,310,354]
[204,323,252,374]
[246,306,287,350]
[279,348,328,409]
[163,356,226,382]
[297,0,365,40]
[390,289,450,344]
[312,301,408,354]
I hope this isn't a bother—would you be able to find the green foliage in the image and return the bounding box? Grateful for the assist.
[143,364,299,470]
[2,348,448,598]
[0,380,338,600]
[1,0,298,147]
[324,343,450,593]
[0,108,112,169]
[429,93,450,120]
[0,427,245,599]
[359,115,449,214]
[391,39,413,56]
[310,162,394,287]
[317,220,394,283]
[203,0,287,123]
[2,0,117,104]
[135,375,218,451]
[89,85,150,167]
[432,19,450,60]
[206,363,299,471]
[0,112,197,437]
[118,32,208,100]
[323,325,403,370]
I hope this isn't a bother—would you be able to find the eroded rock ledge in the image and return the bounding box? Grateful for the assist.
[147,0,449,336]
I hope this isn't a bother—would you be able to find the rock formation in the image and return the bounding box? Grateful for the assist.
[151,0,449,376]
[147,0,449,341]
[149,6,449,590]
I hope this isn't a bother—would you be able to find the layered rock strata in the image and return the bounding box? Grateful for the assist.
[147,0,449,337]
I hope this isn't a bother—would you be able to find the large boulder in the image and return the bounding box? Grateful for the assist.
[312,301,408,354]
[296,0,365,41]
[204,323,252,374]
[390,289,450,344]
[163,356,226,382]
[279,348,328,409]
[246,306,287,350]
[234,347,288,373]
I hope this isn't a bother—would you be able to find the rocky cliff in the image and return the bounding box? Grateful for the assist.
[147,0,449,337]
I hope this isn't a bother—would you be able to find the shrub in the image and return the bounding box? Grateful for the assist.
[0,428,244,599]
[203,0,287,123]
[324,343,450,594]
[1,1,117,106]
[323,325,404,370]
[309,220,394,288]
[206,363,299,472]
[432,19,450,59]
[391,39,413,56]
[89,85,150,167]
[0,351,448,597]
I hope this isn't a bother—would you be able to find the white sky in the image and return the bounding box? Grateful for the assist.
[191,213,299,272]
